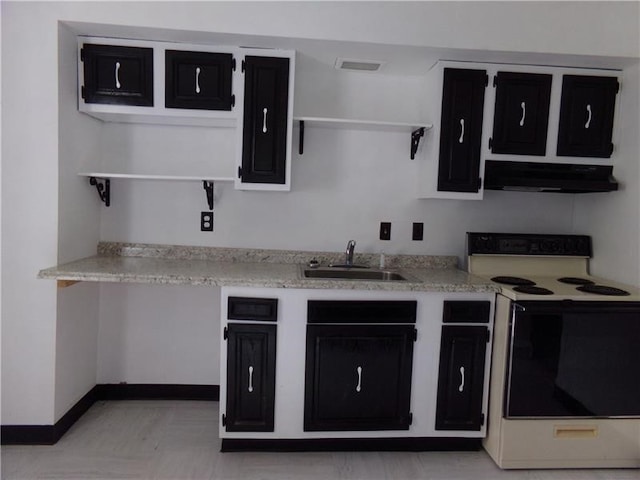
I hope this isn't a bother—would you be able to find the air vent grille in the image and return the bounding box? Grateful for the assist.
[335,58,384,72]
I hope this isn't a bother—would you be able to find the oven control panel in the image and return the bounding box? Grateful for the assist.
[467,233,592,257]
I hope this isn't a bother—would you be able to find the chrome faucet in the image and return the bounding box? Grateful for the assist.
[345,240,356,267]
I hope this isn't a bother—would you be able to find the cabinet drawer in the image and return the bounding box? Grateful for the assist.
[165,50,234,110]
[81,44,154,106]
[443,301,490,323]
[307,300,417,324]
[228,297,278,321]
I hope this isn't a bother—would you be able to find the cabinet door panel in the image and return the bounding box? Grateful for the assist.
[304,325,414,431]
[225,323,276,432]
[435,326,488,431]
[437,68,487,193]
[82,44,153,106]
[556,75,619,158]
[165,50,234,110]
[241,56,289,184]
[491,72,551,155]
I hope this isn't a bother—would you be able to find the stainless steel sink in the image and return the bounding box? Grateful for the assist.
[302,267,409,281]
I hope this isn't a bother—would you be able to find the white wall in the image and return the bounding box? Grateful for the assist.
[2,1,639,425]
[573,64,640,286]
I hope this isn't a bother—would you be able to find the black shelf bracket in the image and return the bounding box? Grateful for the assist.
[298,120,305,155]
[89,177,110,207]
[410,127,425,160]
[203,180,214,210]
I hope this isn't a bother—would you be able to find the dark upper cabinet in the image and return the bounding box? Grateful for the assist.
[81,44,153,106]
[225,323,277,432]
[437,68,487,193]
[240,56,290,185]
[490,71,552,156]
[304,324,415,432]
[556,75,619,158]
[435,325,488,431]
[165,50,234,110]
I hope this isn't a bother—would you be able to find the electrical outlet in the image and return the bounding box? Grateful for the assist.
[380,222,391,241]
[412,222,424,241]
[201,211,214,232]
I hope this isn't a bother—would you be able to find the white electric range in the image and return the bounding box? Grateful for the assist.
[467,232,640,469]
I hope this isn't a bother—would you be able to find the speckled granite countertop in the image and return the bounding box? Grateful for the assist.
[38,242,498,293]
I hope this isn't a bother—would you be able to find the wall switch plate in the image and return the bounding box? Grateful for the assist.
[412,222,424,241]
[201,211,214,232]
[380,222,391,240]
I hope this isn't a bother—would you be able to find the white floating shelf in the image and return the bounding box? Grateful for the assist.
[293,116,432,132]
[293,116,432,159]
[78,173,235,182]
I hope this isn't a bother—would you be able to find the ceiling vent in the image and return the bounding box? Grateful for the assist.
[335,57,385,72]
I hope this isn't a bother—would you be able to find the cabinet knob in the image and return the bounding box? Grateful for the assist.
[458,366,465,392]
[519,102,526,127]
[585,104,592,129]
[355,366,363,393]
[458,118,465,143]
[262,108,268,133]
[195,67,201,94]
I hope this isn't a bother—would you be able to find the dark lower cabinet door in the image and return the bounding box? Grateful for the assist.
[240,56,290,184]
[556,75,619,158]
[435,326,488,431]
[81,44,153,106]
[225,323,276,432]
[304,325,415,431]
[437,68,487,193]
[491,71,552,155]
[165,50,234,110]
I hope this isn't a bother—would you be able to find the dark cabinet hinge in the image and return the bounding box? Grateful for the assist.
[485,74,489,87]
[81,86,86,100]
[485,328,491,343]
[411,328,418,342]
[488,137,493,149]
[615,81,620,93]
[80,48,84,62]
[241,60,245,73]
[493,75,497,88]
[231,95,235,108]
[237,166,243,179]
[223,327,229,340]
[481,413,485,426]
[232,57,236,71]
[477,177,483,190]
[222,414,227,427]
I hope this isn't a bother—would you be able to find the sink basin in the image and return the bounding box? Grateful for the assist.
[302,267,409,281]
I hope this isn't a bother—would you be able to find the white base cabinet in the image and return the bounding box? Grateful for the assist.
[219,287,494,448]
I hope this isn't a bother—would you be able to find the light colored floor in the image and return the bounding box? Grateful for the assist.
[1,401,638,480]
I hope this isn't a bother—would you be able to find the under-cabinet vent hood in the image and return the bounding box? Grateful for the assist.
[484,160,618,193]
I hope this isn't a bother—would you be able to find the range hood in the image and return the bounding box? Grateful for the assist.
[484,160,618,193]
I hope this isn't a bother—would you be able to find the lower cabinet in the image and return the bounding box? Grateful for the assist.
[220,288,494,449]
[435,326,488,431]
[304,324,415,431]
[223,296,278,432]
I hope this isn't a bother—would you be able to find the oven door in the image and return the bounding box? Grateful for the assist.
[505,300,640,418]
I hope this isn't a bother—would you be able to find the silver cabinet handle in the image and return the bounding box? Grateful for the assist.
[585,104,592,129]
[248,365,254,393]
[115,62,121,89]
[458,366,465,392]
[356,366,362,393]
[519,101,526,126]
[262,108,268,133]
[458,118,465,143]
[195,67,201,94]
